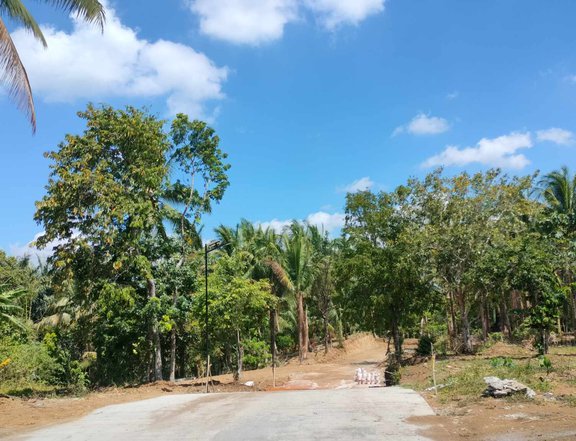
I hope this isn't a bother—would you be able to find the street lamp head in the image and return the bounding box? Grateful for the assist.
[206,240,223,252]
[205,240,228,253]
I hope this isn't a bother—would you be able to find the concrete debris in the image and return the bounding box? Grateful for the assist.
[483,376,536,399]
[425,383,447,392]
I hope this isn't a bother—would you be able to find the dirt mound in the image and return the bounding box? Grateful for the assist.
[479,341,534,358]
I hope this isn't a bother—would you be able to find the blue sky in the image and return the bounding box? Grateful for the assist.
[1,0,575,258]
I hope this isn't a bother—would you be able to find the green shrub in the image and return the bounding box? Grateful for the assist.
[538,355,553,375]
[242,338,270,370]
[43,332,89,393]
[275,334,296,353]
[490,357,515,368]
[0,338,58,394]
[416,335,435,356]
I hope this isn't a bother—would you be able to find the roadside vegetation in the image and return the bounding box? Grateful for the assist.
[1,104,576,405]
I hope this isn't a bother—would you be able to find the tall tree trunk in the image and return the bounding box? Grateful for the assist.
[447,291,457,349]
[297,292,308,362]
[270,307,277,385]
[391,316,402,363]
[480,291,489,341]
[235,329,243,381]
[304,304,310,354]
[323,312,329,354]
[457,289,472,353]
[499,297,511,338]
[169,288,178,382]
[147,278,163,381]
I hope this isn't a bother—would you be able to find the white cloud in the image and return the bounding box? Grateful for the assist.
[189,0,298,45]
[256,211,345,234]
[393,113,450,136]
[340,176,374,193]
[187,0,385,45]
[306,211,345,232]
[303,0,385,29]
[536,128,574,146]
[257,218,293,233]
[12,2,228,118]
[422,132,533,170]
[9,232,60,265]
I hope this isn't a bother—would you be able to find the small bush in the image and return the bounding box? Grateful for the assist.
[242,338,270,370]
[538,355,553,375]
[0,338,58,394]
[275,334,296,353]
[416,335,435,356]
[490,357,515,368]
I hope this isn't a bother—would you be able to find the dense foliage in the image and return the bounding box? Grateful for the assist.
[1,103,575,393]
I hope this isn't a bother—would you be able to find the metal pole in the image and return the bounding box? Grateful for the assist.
[205,244,209,393]
[271,308,276,387]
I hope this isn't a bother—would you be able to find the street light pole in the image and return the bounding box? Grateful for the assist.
[204,243,209,393]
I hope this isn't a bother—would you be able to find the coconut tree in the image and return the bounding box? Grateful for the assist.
[215,220,292,374]
[282,222,316,362]
[539,166,576,225]
[1,0,105,131]
[539,166,576,330]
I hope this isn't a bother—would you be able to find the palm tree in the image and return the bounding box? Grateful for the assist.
[539,166,576,330]
[282,222,315,362]
[215,220,293,376]
[539,166,576,222]
[1,0,105,131]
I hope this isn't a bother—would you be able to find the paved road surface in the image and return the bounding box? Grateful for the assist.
[12,387,435,440]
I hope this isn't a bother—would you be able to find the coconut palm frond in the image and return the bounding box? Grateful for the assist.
[264,258,293,292]
[2,0,47,46]
[0,17,35,131]
[538,166,575,215]
[37,311,71,329]
[45,0,105,31]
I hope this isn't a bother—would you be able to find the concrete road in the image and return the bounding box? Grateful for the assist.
[12,387,435,441]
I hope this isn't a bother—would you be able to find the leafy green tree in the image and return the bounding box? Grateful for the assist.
[35,104,231,384]
[512,229,564,354]
[338,187,432,361]
[1,0,105,131]
[162,115,230,382]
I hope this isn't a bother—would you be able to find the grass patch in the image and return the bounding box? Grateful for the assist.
[404,355,554,404]
[0,382,59,398]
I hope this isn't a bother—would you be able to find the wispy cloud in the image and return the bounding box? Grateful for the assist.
[393,113,450,136]
[422,132,533,169]
[303,0,385,30]
[339,176,374,193]
[256,211,345,234]
[187,0,385,45]
[446,91,459,100]
[536,127,574,146]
